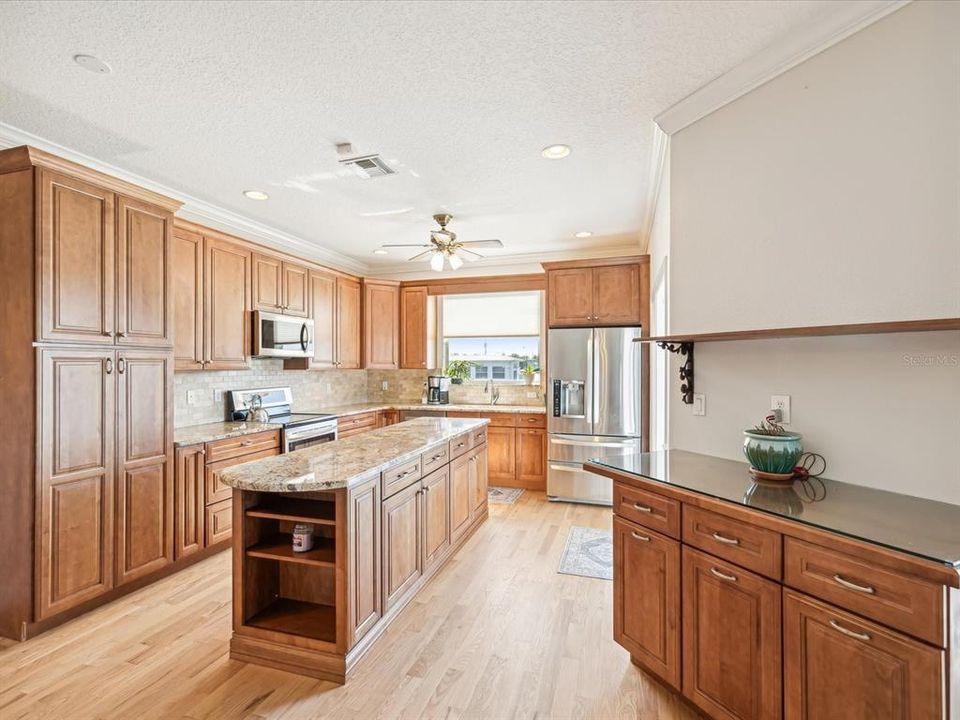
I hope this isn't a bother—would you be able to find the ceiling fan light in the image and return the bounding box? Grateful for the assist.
[448,252,463,270]
[430,252,444,272]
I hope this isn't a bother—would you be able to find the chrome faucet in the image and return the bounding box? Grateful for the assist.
[484,378,500,405]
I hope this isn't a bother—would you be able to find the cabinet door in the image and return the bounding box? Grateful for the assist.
[38,170,115,343]
[547,268,593,326]
[347,475,381,648]
[400,286,430,369]
[309,270,337,368]
[613,517,681,689]
[682,547,782,720]
[516,427,546,489]
[115,350,174,585]
[116,196,173,347]
[251,253,283,312]
[204,237,250,369]
[449,453,473,544]
[486,425,516,483]
[337,277,362,369]
[363,281,399,369]
[205,499,232,546]
[422,467,451,576]
[592,264,641,325]
[37,348,115,620]
[470,446,488,516]
[282,261,310,317]
[172,227,204,370]
[174,445,205,560]
[783,591,943,720]
[381,480,422,613]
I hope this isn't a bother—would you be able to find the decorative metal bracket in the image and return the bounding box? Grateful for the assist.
[656,341,695,404]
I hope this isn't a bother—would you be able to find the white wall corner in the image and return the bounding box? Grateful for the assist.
[639,125,670,253]
[653,0,910,135]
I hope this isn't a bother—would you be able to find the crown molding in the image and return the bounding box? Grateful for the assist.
[639,125,669,253]
[0,122,369,275]
[655,0,910,135]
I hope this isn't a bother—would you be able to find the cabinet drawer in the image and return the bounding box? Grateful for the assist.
[515,413,545,428]
[205,499,232,545]
[614,482,680,539]
[205,430,280,463]
[448,411,515,427]
[470,426,488,448]
[682,505,782,580]
[338,411,378,435]
[205,447,279,505]
[382,457,422,499]
[449,433,471,459]
[783,537,946,646]
[421,443,449,475]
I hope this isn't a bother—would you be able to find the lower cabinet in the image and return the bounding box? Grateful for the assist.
[613,516,681,689]
[347,475,381,646]
[783,591,943,720]
[486,426,516,483]
[422,466,451,575]
[447,412,545,490]
[516,427,546,487]
[381,480,423,613]
[470,445,488,515]
[450,452,473,544]
[174,445,205,560]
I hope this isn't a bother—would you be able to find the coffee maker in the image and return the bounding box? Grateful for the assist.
[427,375,450,405]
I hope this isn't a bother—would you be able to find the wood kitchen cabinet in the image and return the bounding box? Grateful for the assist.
[363,279,400,369]
[682,546,782,720]
[252,253,309,318]
[422,467,451,576]
[613,516,681,689]
[174,445,205,560]
[447,412,546,490]
[381,479,422,613]
[309,270,363,369]
[347,475,381,646]
[173,227,204,370]
[203,234,251,369]
[485,426,516,483]
[469,445,488,516]
[783,590,943,720]
[543,257,646,328]
[516,427,546,487]
[337,276,362,369]
[449,452,473,545]
[399,285,435,369]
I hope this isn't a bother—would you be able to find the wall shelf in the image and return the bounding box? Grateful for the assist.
[638,317,960,404]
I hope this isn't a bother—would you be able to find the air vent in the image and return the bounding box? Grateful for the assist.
[338,153,396,179]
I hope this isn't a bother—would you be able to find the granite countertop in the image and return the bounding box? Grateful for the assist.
[174,421,282,447]
[218,417,488,493]
[587,450,960,570]
[313,402,546,417]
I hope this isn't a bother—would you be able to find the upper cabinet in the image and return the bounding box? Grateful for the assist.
[399,285,436,370]
[252,252,309,318]
[308,270,362,369]
[38,169,175,347]
[363,279,399,369]
[172,227,204,370]
[338,276,362,369]
[543,257,649,328]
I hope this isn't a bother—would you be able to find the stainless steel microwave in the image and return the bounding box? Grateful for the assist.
[253,311,314,358]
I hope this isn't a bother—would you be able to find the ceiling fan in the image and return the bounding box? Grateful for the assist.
[378,214,503,271]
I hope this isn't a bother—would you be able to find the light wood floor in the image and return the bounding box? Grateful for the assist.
[0,491,701,720]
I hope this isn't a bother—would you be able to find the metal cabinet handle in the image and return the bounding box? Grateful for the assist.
[711,532,740,546]
[102,330,112,336]
[423,485,430,493]
[631,531,650,542]
[116,331,127,338]
[710,567,737,582]
[829,620,871,642]
[117,357,126,374]
[633,503,652,513]
[429,453,444,462]
[833,574,875,594]
[105,359,113,374]
[241,440,254,446]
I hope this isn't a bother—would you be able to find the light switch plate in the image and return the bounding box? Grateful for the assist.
[692,394,706,416]
[187,389,203,406]
[213,389,223,402]
[381,381,389,391]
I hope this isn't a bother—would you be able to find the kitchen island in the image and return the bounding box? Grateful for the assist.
[218,417,489,683]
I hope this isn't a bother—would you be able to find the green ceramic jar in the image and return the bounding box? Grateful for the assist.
[742,430,803,475]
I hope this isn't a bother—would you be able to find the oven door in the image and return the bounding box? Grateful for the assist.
[254,311,314,358]
[284,421,338,453]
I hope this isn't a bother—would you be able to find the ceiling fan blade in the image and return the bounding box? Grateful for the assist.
[408,250,435,261]
[380,243,433,248]
[459,239,503,248]
[459,248,484,261]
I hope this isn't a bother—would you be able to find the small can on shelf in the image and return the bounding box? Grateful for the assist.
[292,523,314,553]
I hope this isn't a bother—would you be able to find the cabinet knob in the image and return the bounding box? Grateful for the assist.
[116,331,127,338]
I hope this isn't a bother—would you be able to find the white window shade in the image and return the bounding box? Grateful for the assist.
[442,292,541,337]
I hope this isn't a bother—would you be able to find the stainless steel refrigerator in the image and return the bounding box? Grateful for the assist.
[547,326,642,504]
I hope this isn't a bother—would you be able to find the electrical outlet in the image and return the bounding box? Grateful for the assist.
[326,382,332,393]
[692,393,706,416]
[771,395,791,424]
[526,391,538,399]
[213,389,223,403]
[381,381,389,391]
[187,389,203,406]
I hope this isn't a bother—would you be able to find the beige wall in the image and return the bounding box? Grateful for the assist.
[662,2,960,504]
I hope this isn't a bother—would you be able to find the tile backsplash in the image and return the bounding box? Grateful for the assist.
[175,363,544,427]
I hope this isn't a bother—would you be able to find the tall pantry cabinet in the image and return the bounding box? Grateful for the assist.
[0,146,181,640]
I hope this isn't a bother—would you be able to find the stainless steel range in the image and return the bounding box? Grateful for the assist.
[227,387,337,453]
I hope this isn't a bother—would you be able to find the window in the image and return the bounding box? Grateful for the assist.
[441,291,542,383]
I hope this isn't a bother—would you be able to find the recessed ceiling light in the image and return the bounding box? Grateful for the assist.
[373,249,389,255]
[575,231,593,238]
[243,190,269,201]
[73,54,111,74]
[542,144,571,160]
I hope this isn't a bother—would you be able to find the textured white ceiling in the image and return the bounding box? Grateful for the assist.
[0,0,838,271]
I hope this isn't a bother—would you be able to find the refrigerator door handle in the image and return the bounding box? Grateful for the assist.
[550,437,637,449]
[549,463,583,472]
